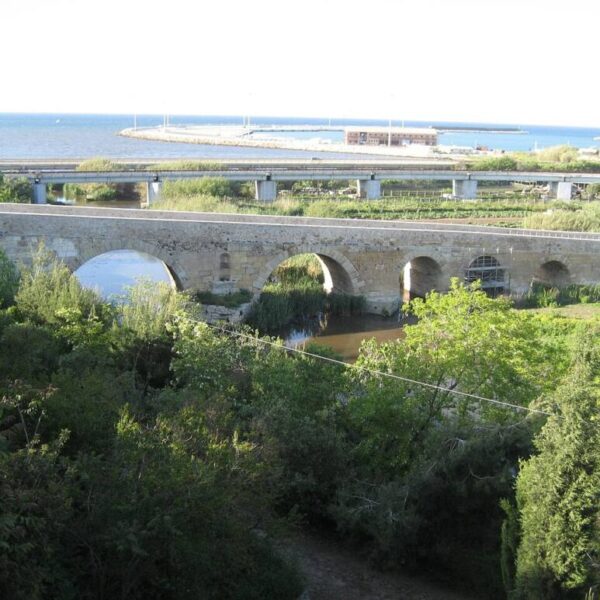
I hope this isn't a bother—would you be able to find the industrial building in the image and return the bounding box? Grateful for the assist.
[344,126,438,146]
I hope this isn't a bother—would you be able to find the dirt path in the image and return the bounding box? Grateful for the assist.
[285,532,475,600]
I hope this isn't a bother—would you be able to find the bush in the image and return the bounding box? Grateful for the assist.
[0,249,19,308]
[0,175,33,203]
[194,289,252,308]
[162,177,231,198]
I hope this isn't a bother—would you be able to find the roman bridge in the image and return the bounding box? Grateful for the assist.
[1,204,599,314]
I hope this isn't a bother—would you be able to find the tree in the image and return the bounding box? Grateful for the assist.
[514,336,600,599]
[0,249,19,308]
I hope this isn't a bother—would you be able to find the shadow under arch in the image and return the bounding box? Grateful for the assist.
[401,255,443,301]
[253,248,363,296]
[533,260,571,287]
[73,249,183,297]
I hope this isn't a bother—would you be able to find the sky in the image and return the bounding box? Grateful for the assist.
[2,0,599,127]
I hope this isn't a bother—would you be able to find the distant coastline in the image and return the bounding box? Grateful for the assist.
[119,126,444,158]
[438,126,525,134]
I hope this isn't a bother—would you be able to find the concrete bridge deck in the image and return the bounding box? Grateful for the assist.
[3,160,599,203]
[1,204,598,314]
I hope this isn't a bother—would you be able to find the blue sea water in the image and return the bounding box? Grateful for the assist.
[1,113,599,159]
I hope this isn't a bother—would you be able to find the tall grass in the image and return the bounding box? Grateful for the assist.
[162,177,231,198]
[523,202,600,232]
[15,245,105,325]
[521,282,600,308]
[150,193,550,223]
[114,279,187,340]
[147,160,224,171]
[246,253,365,332]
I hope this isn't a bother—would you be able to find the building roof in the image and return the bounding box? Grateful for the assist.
[344,126,437,135]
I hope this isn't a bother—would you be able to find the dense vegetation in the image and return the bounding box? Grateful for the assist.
[64,158,138,202]
[246,254,365,331]
[0,173,32,203]
[465,146,600,173]
[1,246,599,599]
[523,202,600,232]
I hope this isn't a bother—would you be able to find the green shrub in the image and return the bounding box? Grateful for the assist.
[162,177,231,198]
[194,289,253,308]
[148,160,224,171]
[0,249,19,308]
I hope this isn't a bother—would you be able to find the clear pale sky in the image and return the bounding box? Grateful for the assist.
[2,0,598,127]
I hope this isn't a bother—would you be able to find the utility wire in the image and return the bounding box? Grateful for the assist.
[202,321,552,418]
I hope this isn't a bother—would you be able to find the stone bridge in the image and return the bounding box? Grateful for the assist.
[1,204,599,313]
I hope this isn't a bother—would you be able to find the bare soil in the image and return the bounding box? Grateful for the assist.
[285,532,475,600]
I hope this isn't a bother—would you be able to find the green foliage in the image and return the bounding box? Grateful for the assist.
[15,245,106,327]
[247,254,364,331]
[148,160,224,171]
[501,498,520,598]
[0,249,19,308]
[535,145,579,163]
[114,279,187,341]
[0,174,33,203]
[69,158,132,201]
[194,288,253,307]
[522,282,600,308]
[76,157,120,171]
[524,202,600,232]
[162,177,232,198]
[514,337,600,599]
[469,156,519,171]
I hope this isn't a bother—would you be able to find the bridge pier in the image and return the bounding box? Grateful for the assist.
[357,178,381,200]
[32,182,47,204]
[452,179,478,199]
[548,181,573,200]
[255,180,277,202]
[146,181,163,206]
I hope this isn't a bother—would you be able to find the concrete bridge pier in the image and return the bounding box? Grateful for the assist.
[255,179,277,202]
[145,181,163,206]
[548,181,573,200]
[32,182,47,204]
[357,178,381,200]
[452,179,478,199]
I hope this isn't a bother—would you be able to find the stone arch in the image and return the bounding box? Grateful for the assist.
[72,240,186,290]
[533,259,571,287]
[253,247,364,296]
[465,255,506,296]
[401,255,443,300]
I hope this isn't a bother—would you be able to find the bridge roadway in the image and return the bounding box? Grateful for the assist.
[2,159,599,202]
[1,204,599,314]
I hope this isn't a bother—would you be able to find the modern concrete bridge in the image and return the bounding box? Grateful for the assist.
[1,204,599,314]
[3,163,599,203]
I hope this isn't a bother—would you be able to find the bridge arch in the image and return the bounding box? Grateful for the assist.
[253,247,364,296]
[533,259,571,287]
[465,255,506,296]
[401,255,444,300]
[72,240,187,292]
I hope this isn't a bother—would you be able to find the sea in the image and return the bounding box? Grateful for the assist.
[1,113,600,159]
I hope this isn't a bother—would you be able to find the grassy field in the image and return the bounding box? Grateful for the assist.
[150,193,560,225]
[525,302,600,320]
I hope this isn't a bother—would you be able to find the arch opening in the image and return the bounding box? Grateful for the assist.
[533,260,570,287]
[74,249,179,298]
[258,252,356,296]
[465,255,506,297]
[401,256,442,301]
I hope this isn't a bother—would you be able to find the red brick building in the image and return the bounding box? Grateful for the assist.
[344,126,437,146]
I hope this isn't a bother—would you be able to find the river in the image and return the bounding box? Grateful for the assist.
[71,213,404,361]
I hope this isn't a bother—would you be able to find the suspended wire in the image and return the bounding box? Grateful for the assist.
[201,321,552,418]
